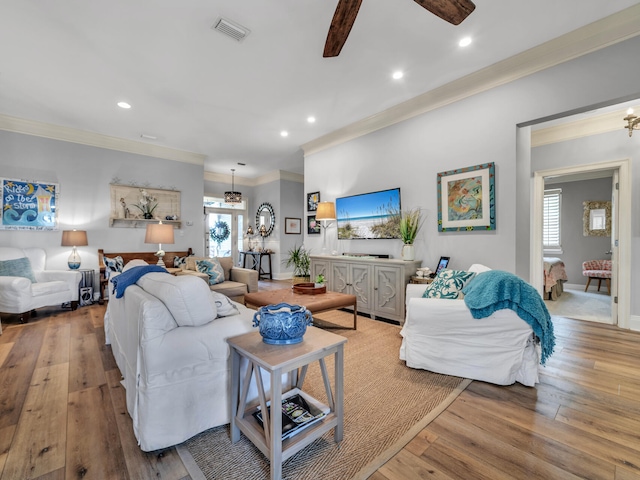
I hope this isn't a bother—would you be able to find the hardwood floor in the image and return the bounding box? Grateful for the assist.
[1,281,639,479]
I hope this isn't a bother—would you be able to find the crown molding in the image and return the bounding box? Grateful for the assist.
[532,106,639,147]
[0,114,205,165]
[302,4,640,157]
[203,169,303,186]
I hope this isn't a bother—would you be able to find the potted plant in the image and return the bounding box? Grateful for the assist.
[399,208,424,261]
[284,244,311,284]
[315,273,325,288]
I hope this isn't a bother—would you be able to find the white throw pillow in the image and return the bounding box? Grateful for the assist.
[137,273,217,327]
[468,264,492,274]
[123,259,149,271]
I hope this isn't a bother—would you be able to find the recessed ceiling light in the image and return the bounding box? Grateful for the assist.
[117,101,131,109]
[459,37,472,47]
[280,130,289,137]
[392,71,404,80]
[307,116,316,124]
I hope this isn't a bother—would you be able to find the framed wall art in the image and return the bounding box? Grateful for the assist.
[307,215,321,234]
[437,162,495,232]
[1,178,59,230]
[285,217,301,234]
[307,192,320,212]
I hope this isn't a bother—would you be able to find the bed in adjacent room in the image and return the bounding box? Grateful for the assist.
[544,257,568,300]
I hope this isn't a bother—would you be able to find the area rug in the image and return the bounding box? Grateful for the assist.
[544,287,611,323]
[176,311,470,480]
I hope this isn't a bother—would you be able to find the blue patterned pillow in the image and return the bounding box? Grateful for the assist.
[196,259,225,285]
[0,257,37,283]
[173,254,191,269]
[422,269,476,299]
[104,255,124,279]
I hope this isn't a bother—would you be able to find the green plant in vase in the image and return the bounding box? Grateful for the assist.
[399,208,424,261]
[284,244,311,284]
[315,274,325,287]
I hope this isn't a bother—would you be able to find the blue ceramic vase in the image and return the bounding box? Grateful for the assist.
[252,303,313,345]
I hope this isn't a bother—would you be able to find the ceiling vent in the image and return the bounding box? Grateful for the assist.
[212,17,250,42]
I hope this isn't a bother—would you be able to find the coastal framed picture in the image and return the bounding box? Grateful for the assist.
[307,215,320,235]
[437,162,495,232]
[1,178,59,230]
[285,217,301,234]
[307,192,320,212]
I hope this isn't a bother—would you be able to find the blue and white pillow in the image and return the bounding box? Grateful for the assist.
[196,259,225,286]
[103,255,124,279]
[0,257,37,283]
[210,291,240,317]
[173,254,191,269]
[422,269,476,299]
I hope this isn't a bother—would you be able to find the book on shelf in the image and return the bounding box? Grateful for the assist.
[253,388,329,440]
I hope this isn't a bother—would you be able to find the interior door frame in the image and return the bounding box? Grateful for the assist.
[531,158,631,328]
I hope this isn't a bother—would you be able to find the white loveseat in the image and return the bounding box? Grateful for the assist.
[104,264,270,451]
[0,247,81,329]
[400,264,542,387]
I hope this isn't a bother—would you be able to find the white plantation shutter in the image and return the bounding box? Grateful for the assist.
[543,189,561,250]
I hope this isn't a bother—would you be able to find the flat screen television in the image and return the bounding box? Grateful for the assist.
[336,188,401,239]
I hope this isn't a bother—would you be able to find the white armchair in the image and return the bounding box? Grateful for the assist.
[0,247,81,329]
[399,264,541,386]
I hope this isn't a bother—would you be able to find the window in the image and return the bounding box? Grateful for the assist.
[543,189,562,252]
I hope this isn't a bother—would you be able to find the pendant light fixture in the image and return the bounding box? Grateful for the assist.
[224,168,242,204]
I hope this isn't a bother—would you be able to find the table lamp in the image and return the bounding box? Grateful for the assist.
[145,221,175,267]
[61,229,88,269]
[315,201,336,254]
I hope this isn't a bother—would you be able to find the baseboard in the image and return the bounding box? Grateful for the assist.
[629,315,640,332]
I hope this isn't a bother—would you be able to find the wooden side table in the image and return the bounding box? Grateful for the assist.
[228,327,347,480]
[241,251,273,280]
[409,276,434,284]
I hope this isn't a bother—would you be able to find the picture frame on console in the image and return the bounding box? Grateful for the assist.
[285,217,301,234]
[437,162,495,232]
[307,192,320,212]
[307,215,320,235]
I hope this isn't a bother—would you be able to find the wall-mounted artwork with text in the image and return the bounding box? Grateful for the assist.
[1,178,59,230]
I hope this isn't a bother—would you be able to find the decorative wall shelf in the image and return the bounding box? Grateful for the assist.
[109,218,181,229]
[109,184,181,228]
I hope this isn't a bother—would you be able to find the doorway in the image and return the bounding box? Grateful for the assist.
[531,159,631,329]
[205,208,245,264]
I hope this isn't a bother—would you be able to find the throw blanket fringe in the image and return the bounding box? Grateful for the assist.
[461,270,555,364]
[111,265,168,298]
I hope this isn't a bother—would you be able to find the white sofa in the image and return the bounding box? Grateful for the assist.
[400,264,541,387]
[104,264,271,451]
[0,247,81,329]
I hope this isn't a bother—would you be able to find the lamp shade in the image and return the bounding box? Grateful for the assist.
[61,230,88,247]
[316,202,336,221]
[145,223,175,245]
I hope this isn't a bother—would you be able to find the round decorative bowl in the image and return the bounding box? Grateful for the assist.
[252,303,313,345]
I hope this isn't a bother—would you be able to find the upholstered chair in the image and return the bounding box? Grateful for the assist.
[582,259,612,295]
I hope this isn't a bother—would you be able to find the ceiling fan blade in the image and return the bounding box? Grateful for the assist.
[413,0,476,25]
[323,0,363,58]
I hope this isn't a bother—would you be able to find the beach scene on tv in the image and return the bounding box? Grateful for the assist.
[336,188,401,239]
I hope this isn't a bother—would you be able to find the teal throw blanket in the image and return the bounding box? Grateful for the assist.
[110,265,168,298]
[461,270,555,364]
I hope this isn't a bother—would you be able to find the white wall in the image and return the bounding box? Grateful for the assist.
[305,35,640,317]
[0,130,205,271]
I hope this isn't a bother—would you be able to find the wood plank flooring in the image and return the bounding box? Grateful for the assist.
[0,279,638,479]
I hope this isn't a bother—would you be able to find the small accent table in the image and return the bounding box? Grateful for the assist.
[241,251,273,280]
[409,276,434,285]
[228,327,346,480]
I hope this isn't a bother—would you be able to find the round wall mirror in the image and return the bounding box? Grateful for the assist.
[256,202,275,237]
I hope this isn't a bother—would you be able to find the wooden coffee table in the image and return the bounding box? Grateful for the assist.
[244,289,357,330]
